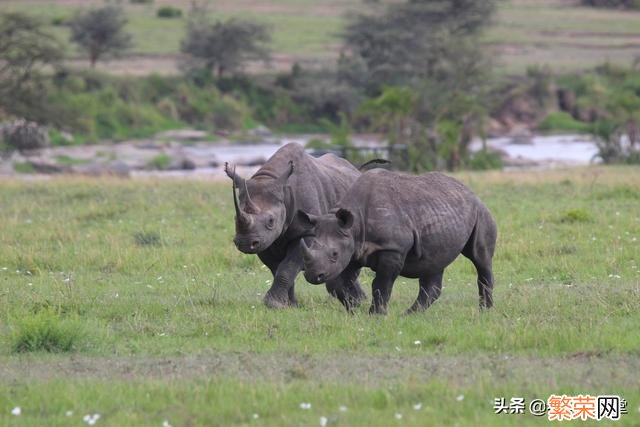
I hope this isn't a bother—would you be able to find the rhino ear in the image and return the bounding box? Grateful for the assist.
[336,208,354,229]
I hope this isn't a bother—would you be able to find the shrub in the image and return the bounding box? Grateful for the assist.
[12,311,83,353]
[51,16,67,26]
[134,231,162,246]
[147,153,172,170]
[157,7,182,18]
[581,0,640,9]
[13,162,36,174]
[559,208,592,223]
[538,112,590,133]
[468,149,503,170]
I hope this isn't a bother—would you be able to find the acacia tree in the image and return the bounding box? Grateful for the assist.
[341,0,497,171]
[0,12,63,120]
[341,0,496,93]
[69,6,132,67]
[181,17,271,78]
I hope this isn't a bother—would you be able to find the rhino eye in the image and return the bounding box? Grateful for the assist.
[265,216,275,230]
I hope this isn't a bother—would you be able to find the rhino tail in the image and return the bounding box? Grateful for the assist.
[412,229,423,259]
[358,158,392,171]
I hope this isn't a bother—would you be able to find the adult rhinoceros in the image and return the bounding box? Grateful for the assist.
[225,142,382,309]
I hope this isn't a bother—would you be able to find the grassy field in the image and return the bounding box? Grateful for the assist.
[3,0,640,74]
[0,166,639,425]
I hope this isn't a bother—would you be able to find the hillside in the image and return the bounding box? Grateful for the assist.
[3,0,640,75]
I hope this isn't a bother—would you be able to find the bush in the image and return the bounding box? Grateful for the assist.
[147,153,172,170]
[157,7,182,18]
[12,311,83,353]
[130,0,153,3]
[468,149,503,170]
[581,0,640,9]
[51,16,67,26]
[559,208,592,224]
[134,231,162,246]
[538,112,590,133]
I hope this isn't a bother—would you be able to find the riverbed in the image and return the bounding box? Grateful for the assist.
[0,133,601,179]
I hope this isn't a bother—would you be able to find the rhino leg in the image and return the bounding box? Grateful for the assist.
[461,208,497,309]
[326,264,366,313]
[369,251,403,315]
[405,270,444,314]
[263,244,302,309]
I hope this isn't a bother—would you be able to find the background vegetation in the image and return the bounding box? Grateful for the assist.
[1,0,640,168]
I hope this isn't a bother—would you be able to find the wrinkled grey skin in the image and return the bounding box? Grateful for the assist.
[225,143,368,309]
[297,169,497,315]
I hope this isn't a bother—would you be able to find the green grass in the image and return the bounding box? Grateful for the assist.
[0,167,639,425]
[11,162,36,174]
[11,311,84,353]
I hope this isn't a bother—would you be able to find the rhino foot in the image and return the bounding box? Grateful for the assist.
[263,289,293,309]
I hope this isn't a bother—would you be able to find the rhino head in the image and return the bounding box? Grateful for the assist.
[225,161,294,254]
[296,209,356,284]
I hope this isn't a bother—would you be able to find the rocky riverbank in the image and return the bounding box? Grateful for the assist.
[0,129,600,179]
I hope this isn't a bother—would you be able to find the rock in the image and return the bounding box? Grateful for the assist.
[79,161,130,177]
[155,129,208,141]
[26,160,69,174]
[235,156,267,167]
[1,120,49,152]
[247,125,273,138]
[175,157,196,170]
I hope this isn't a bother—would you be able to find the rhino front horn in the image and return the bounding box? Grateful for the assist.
[300,238,313,261]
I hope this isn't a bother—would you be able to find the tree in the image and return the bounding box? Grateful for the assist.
[181,17,271,77]
[69,6,132,67]
[0,12,63,120]
[341,0,497,171]
[341,0,497,93]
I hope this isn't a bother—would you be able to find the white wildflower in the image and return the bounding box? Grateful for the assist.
[413,403,422,410]
[456,395,465,402]
[300,402,311,410]
[11,407,21,416]
[319,416,328,427]
[83,413,100,425]
[394,412,403,420]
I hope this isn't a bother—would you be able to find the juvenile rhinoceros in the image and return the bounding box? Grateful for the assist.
[226,142,381,309]
[296,169,497,314]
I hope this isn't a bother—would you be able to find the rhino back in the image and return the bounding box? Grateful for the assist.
[343,170,484,272]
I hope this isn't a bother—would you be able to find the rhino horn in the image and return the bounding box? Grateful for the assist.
[300,238,313,261]
[225,163,254,227]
